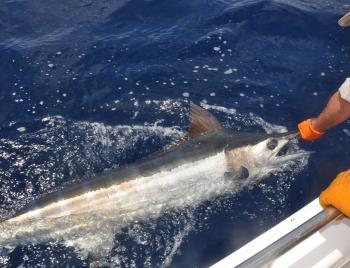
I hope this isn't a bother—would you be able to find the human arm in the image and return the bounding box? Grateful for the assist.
[298,78,350,140]
[312,90,350,132]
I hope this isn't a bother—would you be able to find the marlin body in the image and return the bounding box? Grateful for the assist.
[0,104,308,258]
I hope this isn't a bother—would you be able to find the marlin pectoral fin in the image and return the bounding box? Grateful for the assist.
[224,166,249,180]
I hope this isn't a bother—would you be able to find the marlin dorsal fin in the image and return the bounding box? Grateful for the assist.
[187,103,223,138]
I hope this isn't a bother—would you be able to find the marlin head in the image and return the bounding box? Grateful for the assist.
[187,103,308,181]
[224,130,307,179]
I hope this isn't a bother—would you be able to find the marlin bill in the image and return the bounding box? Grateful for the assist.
[0,103,309,259]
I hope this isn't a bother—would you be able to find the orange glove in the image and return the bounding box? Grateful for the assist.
[298,119,324,141]
[319,169,350,218]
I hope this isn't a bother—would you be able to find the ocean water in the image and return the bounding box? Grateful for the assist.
[0,0,350,267]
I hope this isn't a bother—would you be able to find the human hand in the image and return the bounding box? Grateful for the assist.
[319,169,350,218]
[298,119,324,141]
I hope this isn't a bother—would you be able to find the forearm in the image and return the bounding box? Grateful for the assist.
[312,91,350,132]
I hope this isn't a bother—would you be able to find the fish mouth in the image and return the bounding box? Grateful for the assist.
[273,130,312,162]
[275,150,311,162]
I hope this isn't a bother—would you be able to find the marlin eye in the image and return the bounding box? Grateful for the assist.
[267,139,278,150]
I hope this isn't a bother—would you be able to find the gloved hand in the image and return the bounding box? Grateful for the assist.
[319,169,350,218]
[298,119,324,141]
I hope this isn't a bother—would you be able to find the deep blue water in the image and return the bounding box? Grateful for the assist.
[1,0,350,267]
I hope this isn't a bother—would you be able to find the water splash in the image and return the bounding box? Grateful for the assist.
[0,102,309,266]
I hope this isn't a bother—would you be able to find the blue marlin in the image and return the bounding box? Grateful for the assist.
[0,103,307,258]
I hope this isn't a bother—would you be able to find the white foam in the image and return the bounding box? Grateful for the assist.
[0,103,309,265]
[201,102,287,134]
[224,68,233,74]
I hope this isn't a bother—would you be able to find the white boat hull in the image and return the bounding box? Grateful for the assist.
[212,198,350,268]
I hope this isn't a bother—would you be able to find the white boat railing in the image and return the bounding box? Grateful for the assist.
[236,207,341,267]
[211,199,344,268]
